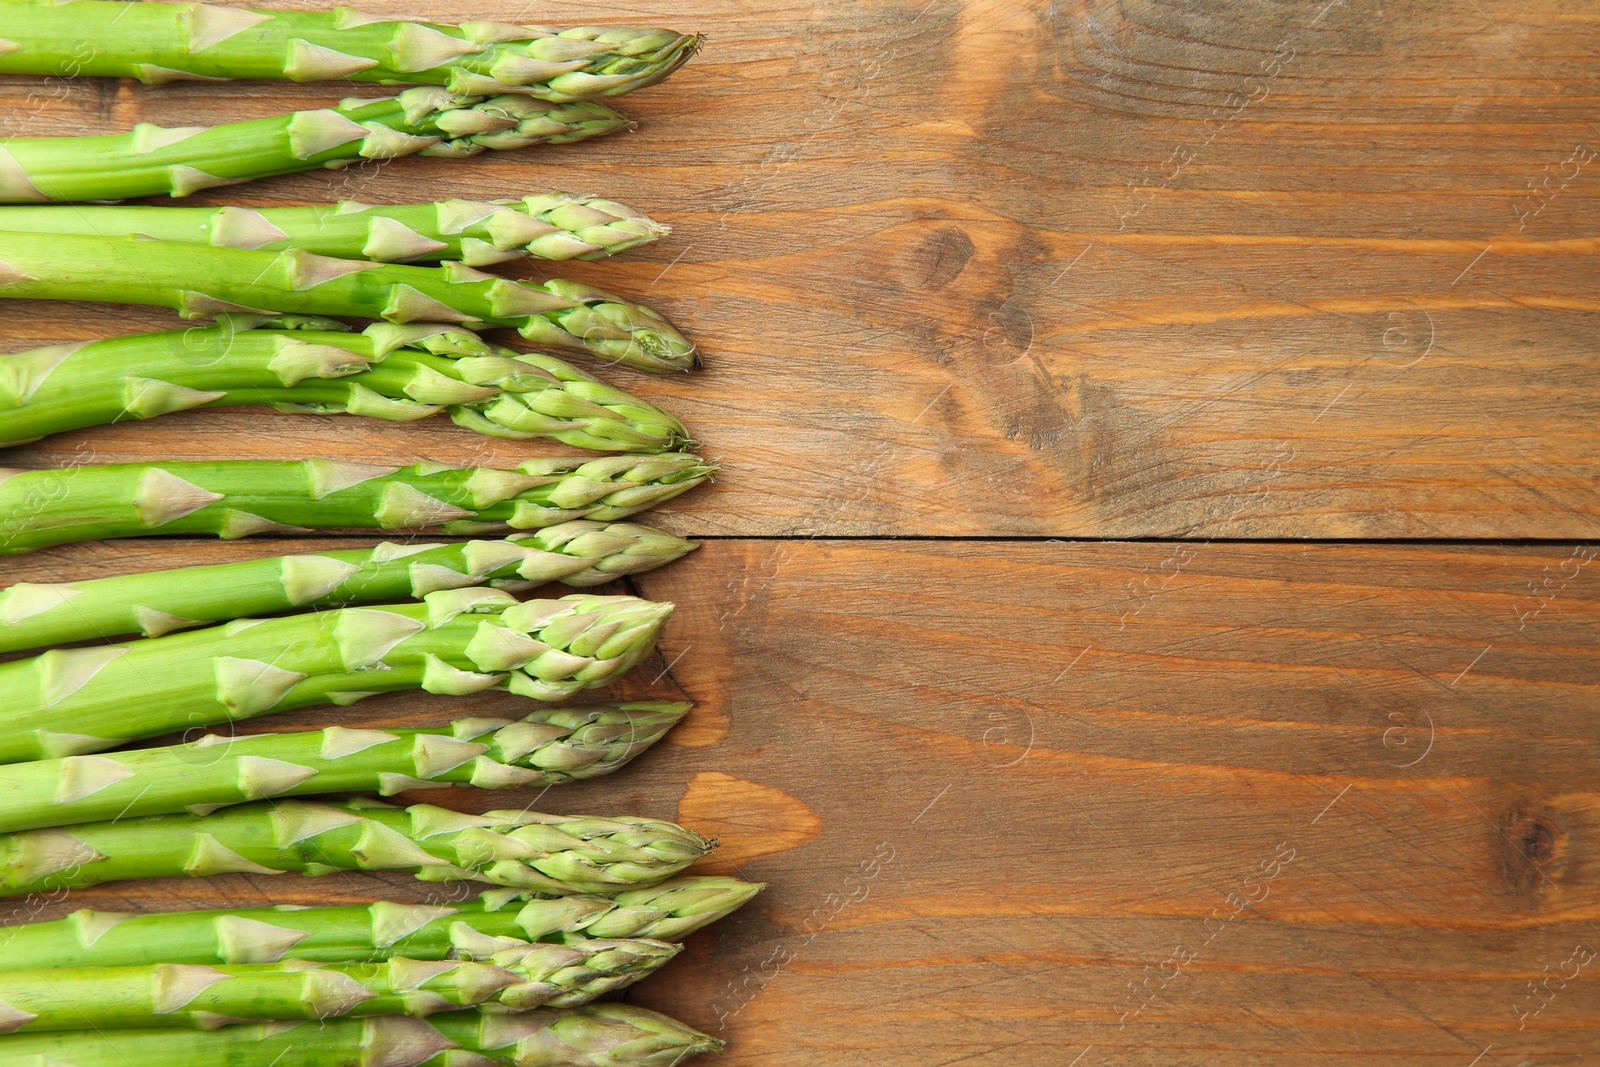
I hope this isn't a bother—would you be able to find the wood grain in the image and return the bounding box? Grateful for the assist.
[0,2,1594,1064]
[5,538,1597,1064]
[0,0,1595,535]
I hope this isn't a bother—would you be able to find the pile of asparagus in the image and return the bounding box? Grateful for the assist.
[0,4,743,1064]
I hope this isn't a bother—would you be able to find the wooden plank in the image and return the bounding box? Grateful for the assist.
[4,539,1596,1063]
[0,0,1596,536]
[0,1,1592,1063]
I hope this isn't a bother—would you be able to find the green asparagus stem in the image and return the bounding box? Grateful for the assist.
[0,797,712,897]
[0,453,713,555]
[0,702,691,831]
[0,318,692,450]
[0,2,699,100]
[0,877,763,970]
[0,589,674,762]
[0,1004,724,1066]
[0,521,694,653]
[0,937,678,1031]
[0,232,697,370]
[0,88,632,203]
[0,194,669,264]
[435,1005,730,1066]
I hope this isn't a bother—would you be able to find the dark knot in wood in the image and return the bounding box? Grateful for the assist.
[1497,801,1566,902]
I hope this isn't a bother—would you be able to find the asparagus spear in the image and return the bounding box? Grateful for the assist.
[0,1004,724,1066]
[0,232,696,370]
[0,589,673,762]
[0,521,694,653]
[0,453,713,555]
[0,89,632,204]
[0,877,763,970]
[0,797,712,897]
[0,937,679,1031]
[0,194,670,264]
[0,702,691,831]
[0,318,692,450]
[0,2,699,101]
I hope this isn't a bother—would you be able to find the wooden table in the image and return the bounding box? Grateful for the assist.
[1,0,1597,1062]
